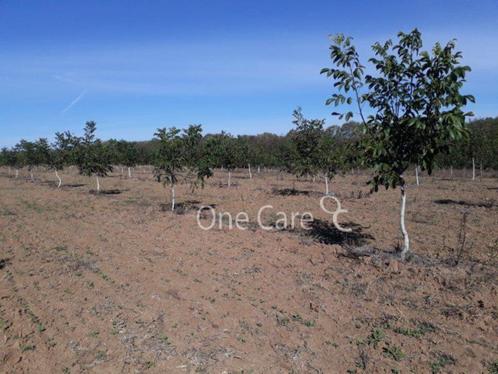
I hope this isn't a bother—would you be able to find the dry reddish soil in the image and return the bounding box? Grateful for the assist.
[0,167,497,373]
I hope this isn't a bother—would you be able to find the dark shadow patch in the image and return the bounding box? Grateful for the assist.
[0,258,11,269]
[272,187,319,196]
[183,200,201,205]
[434,199,495,208]
[64,183,86,188]
[90,189,124,195]
[305,219,374,246]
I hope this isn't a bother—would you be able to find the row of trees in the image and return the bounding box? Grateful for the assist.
[3,117,495,183]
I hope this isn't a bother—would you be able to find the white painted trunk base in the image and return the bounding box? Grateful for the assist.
[399,186,410,260]
[55,170,62,188]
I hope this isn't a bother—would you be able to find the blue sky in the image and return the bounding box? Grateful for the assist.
[1,0,498,146]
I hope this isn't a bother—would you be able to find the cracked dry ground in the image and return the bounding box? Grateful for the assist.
[0,169,497,373]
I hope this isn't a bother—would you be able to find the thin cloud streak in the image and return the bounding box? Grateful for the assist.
[60,89,87,114]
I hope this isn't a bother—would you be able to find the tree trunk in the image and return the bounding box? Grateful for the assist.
[399,186,410,260]
[55,170,62,188]
[480,162,483,179]
[472,158,476,181]
[96,175,100,193]
[15,169,19,179]
[128,167,132,178]
[248,163,252,179]
[257,166,260,174]
[325,175,329,196]
[228,170,231,188]
[415,165,420,186]
[30,170,34,182]
[171,185,175,211]
[450,166,453,178]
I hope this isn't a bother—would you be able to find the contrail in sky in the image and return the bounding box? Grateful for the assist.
[60,90,87,114]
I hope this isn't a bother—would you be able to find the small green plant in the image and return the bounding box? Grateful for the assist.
[303,319,316,327]
[145,361,155,369]
[158,334,170,345]
[393,326,423,338]
[430,353,456,373]
[21,343,36,352]
[0,318,10,331]
[367,328,385,348]
[488,360,498,374]
[36,323,46,333]
[383,344,405,361]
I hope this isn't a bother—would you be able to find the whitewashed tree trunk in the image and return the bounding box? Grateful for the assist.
[128,167,132,178]
[30,170,34,182]
[472,158,476,180]
[257,166,260,174]
[171,185,175,211]
[15,169,19,179]
[55,170,62,188]
[96,175,100,193]
[399,186,410,260]
[228,170,231,188]
[248,164,252,179]
[324,175,329,196]
[415,165,420,186]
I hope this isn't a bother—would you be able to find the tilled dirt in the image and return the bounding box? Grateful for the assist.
[0,168,497,373]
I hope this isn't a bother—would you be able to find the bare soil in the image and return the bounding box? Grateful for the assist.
[0,167,497,373]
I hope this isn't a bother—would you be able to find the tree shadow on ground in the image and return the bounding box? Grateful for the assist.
[304,219,374,246]
[272,187,321,197]
[89,189,126,195]
[434,199,495,208]
[63,183,86,188]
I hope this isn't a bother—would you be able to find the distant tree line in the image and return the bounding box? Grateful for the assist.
[1,117,497,179]
[436,117,498,170]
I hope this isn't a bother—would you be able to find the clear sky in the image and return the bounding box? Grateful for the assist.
[1,0,497,146]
